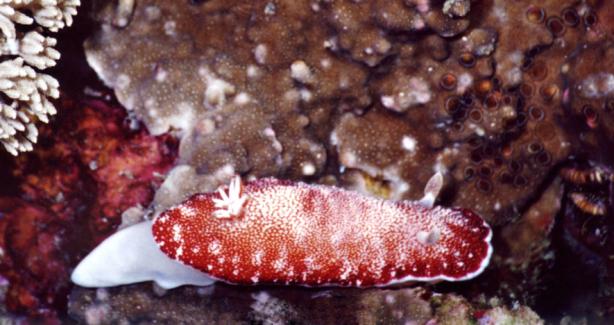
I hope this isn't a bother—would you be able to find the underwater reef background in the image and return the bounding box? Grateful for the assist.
[1,0,614,323]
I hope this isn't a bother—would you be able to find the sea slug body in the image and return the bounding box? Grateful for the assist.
[152,175,492,287]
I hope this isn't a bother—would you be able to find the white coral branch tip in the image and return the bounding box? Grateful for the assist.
[212,176,248,219]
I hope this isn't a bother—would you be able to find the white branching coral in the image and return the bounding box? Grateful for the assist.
[0,0,79,156]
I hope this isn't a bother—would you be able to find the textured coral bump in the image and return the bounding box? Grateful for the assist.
[152,176,492,287]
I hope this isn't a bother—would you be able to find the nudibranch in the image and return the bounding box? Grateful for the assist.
[71,173,492,289]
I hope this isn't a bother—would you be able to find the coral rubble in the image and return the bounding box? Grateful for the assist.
[0,0,80,156]
[68,284,543,325]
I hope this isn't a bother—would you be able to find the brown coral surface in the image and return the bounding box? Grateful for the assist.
[85,0,610,225]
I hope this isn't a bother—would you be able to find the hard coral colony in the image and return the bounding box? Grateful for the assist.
[71,174,492,288]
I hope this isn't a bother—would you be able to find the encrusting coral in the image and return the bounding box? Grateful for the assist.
[0,0,79,156]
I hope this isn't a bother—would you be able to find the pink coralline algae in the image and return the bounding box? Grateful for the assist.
[0,98,177,318]
[153,176,492,287]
